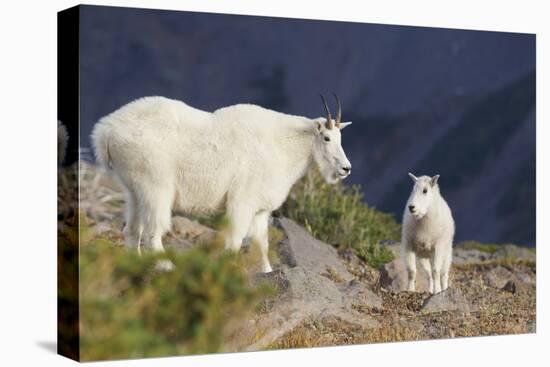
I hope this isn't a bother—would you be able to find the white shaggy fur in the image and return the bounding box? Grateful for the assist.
[401,173,455,294]
[92,96,352,272]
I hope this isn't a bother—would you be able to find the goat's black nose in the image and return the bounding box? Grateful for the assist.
[408,205,415,213]
[342,166,351,173]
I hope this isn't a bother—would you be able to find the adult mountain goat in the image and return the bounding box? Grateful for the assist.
[92,95,353,272]
[402,173,455,294]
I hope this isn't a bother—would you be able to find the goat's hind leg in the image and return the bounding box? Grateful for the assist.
[122,189,143,255]
[140,187,175,271]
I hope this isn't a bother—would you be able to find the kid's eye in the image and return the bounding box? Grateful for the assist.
[324,136,330,142]
[423,188,428,194]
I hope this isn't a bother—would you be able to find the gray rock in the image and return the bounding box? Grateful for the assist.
[247,265,380,351]
[274,218,354,282]
[338,247,363,273]
[422,288,471,313]
[244,218,381,351]
[483,265,514,289]
[490,244,536,262]
[501,279,529,295]
[170,216,216,243]
[501,280,517,293]
[343,279,383,309]
[379,258,430,292]
[258,253,380,313]
[515,272,534,284]
[452,248,490,265]
[284,267,344,305]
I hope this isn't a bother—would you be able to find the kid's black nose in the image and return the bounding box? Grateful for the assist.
[408,205,415,213]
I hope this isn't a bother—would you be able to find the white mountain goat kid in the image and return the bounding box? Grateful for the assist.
[92,95,353,272]
[401,173,455,293]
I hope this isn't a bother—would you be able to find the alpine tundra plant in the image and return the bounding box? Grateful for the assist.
[282,170,400,269]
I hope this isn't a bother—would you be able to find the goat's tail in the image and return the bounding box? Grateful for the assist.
[91,120,113,170]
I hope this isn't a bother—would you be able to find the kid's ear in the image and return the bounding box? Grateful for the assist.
[339,121,352,130]
[430,174,440,187]
[408,172,418,183]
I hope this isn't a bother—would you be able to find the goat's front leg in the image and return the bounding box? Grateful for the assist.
[419,257,434,294]
[404,245,417,292]
[225,206,255,253]
[249,211,272,273]
[441,243,453,291]
[431,247,445,294]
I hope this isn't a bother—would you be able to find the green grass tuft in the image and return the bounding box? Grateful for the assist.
[456,240,501,254]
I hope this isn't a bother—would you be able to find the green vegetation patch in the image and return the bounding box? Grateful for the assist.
[456,240,501,254]
[78,219,271,361]
[281,170,400,268]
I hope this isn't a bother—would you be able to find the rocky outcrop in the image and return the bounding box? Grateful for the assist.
[274,218,355,282]
[246,218,383,350]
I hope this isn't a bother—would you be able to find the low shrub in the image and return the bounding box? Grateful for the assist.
[78,219,270,360]
[281,170,400,268]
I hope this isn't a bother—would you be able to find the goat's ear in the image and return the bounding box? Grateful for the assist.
[314,118,325,133]
[339,121,352,130]
[408,172,418,182]
[430,174,440,187]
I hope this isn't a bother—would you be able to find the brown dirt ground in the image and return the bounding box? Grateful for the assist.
[270,261,535,349]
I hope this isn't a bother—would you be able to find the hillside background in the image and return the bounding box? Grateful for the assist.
[72,5,536,246]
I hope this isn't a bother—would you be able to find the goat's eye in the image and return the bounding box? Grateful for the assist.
[423,188,428,194]
[324,136,330,142]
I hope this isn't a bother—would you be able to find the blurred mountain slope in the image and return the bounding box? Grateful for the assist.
[78,5,535,245]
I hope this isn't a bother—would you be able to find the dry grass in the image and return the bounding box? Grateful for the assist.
[269,320,336,349]
[453,258,536,271]
[224,321,275,352]
[269,317,422,350]
[360,324,421,344]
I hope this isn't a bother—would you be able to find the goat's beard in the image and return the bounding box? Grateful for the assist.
[312,145,341,184]
[315,158,340,184]
[409,208,428,220]
[325,173,340,184]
